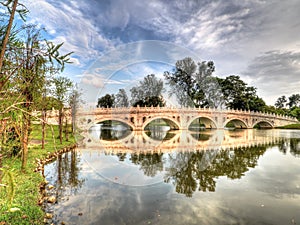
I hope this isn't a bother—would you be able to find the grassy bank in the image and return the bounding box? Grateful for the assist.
[276,123,300,129]
[0,124,76,224]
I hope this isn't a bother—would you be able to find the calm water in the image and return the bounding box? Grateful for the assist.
[44,129,300,225]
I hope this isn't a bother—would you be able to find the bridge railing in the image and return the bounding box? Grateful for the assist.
[89,106,298,122]
[74,106,299,123]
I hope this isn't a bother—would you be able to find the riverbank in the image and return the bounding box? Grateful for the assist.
[0,124,76,224]
[276,123,300,129]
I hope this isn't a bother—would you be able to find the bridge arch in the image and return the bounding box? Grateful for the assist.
[93,118,134,130]
[187,116,217,129]
[223,118,248,129]
[142,116,180,130]
[252,120,274,129]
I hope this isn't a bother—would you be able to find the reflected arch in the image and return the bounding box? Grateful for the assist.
[253,120,273,129]
[93,119,134,131]
[224,119,248,129]
[188,116,217,130]
[142,117,180,130]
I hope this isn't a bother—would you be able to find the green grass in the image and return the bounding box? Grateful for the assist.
[276,123,300,129]
[0,124,76,224]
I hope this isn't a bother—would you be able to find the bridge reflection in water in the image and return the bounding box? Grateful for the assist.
[76,128,298,197]
[83,126,282,153]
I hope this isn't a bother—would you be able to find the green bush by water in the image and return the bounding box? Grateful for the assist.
[0,124,76,224]
[277,123,300,129]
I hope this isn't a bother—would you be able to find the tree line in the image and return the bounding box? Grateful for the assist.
[97,57,300,121]
[0,0,79,170]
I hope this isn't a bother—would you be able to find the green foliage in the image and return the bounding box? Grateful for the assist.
[277,123,300,129]
[217,75,266,111]
[46,41,73,72]
[51,76,73,105]
[289,107,300,121]
[132,96,165,107]
[114,89,129,107]
[130,74,165,107]
[272,95,300,120]
[0,124,76,224]
[287,94,300,108]
[0,168,16,207]
[0,0,28,22]
[97,94,115,108]
[275,95,287,109]
[34,96,62,111]
[164,57,222,108]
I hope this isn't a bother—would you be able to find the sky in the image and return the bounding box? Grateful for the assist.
[23,0,300,106]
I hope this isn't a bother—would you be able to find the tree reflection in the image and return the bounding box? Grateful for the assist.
[166,146,268,197]
[53,150,84,200]
[99,128,131,140]
[278,140,288,154]
[130,153,164,177]
[277,139,300,157]
[115,145,270,197]
[289,138,300,157]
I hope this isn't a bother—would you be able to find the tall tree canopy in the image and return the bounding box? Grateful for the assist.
[217,75,266,111]
[275,95,287,109]
[97,94,115,108]
[130,74,165,107]
[114,88,129,107]
[287,94,300,108]
[51,76,73,144]
[164,57,223,108]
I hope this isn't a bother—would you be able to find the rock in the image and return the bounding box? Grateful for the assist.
[48,185,54,190]
[47,196,56,203]
[45,213,53,219]
[38,198,44,205]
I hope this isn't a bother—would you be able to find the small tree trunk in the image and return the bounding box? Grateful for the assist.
[0,0,18,89]
[71,108,76,135]
[65,114,69,141]
[59,108,63,144]
[41,110,46,149]
[21,115,30,172]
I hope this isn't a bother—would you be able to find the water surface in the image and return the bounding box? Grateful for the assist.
[44,129,300,225]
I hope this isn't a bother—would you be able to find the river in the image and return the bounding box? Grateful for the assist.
[44,128,300,225]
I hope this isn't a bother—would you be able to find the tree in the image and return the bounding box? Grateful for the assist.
[275,95,287,109]
[0,1,72,171]
[132,96,165,107]
[164,57,223,108]
[114,88,129,107]
[287,94,300,108]
[52,76,73,144]
[130,74,165,107]
[68,84,82,134]
[217,75,266,111]
[289,107,300,121]
[96,94,115,108]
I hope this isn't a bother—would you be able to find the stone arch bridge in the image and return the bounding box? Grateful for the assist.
[77,106,299,131]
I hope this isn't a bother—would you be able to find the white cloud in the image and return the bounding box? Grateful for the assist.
[81,73,105,88]
[26,0,113,66]
[25,0,300,105]
[244,50,300,104]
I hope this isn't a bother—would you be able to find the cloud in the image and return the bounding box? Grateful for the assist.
[244,50,300,104]
[27,0,114,66]
[81,73,105,88]
[25,0,300,105]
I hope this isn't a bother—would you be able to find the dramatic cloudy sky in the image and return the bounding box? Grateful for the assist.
[25,0,300,105]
